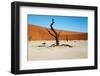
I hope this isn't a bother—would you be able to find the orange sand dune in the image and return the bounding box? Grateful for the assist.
[28,24,87,41]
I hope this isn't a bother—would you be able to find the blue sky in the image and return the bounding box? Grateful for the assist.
[28,15,88,32]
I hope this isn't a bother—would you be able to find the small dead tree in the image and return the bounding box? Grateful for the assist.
[47,18,60,46]
[66,34,68,42]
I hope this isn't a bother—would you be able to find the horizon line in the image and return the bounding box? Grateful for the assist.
[28,24,87,33]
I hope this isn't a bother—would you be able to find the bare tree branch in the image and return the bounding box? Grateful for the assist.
[48,18,57,37]
[46,29,56,38]
[50,24,57,36]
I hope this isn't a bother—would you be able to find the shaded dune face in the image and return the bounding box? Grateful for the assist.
[28,24,88,41]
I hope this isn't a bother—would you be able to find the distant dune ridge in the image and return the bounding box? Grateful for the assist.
[28,24,88,41]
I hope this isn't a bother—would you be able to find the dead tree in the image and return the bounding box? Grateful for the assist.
[47,18,60,46]
[66,34,68,42]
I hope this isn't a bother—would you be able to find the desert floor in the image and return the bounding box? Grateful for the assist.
[28,40,88,61]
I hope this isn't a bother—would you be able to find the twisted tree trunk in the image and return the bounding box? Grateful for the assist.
[47,19,60,46]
